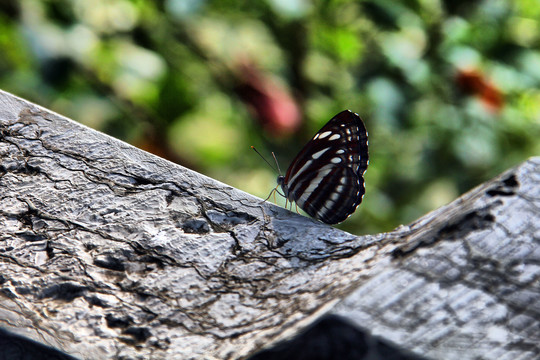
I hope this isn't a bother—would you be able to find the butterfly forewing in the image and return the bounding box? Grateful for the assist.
[281,110,368,224]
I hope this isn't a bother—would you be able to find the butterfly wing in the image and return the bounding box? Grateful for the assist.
[282,110,369,224]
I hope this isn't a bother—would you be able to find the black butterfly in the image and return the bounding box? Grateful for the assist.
[276,110,369,224]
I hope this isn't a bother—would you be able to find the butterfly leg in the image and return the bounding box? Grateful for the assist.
[262,187,276,204]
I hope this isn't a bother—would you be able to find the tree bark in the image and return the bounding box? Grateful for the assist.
[0,89,538,359]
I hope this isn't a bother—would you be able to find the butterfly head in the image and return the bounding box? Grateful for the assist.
[277,175,288,198]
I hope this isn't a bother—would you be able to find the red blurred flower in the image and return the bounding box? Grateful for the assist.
[234,60,301,136]
[455,68,504,113]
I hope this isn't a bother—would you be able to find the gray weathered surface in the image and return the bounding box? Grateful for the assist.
[332,157,540,360]
[0,89,538,359]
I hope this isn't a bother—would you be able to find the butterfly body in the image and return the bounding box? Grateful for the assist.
[278,110,369,224]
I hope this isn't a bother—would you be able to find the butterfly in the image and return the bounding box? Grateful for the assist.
[260,110,369,224]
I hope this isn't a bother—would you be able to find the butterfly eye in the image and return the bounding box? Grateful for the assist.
[275,110,369,224]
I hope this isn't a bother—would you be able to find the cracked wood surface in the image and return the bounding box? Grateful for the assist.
[332,158,540,359]
[0,89,538,360]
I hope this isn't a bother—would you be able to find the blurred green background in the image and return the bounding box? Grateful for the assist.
[1,0,539,234]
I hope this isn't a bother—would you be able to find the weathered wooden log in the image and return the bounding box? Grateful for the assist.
[0,89,538,359]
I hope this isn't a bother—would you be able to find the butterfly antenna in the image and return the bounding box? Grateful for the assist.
[251,146,287,203]
[271,152,283,176]
[251,146,278,174]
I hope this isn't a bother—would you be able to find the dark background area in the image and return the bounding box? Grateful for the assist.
[0,316,427,360]
[0,0,538,234]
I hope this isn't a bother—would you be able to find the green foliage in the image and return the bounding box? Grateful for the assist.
[1,0,538,234]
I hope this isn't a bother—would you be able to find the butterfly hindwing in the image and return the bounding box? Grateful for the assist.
[281,110,368,224]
